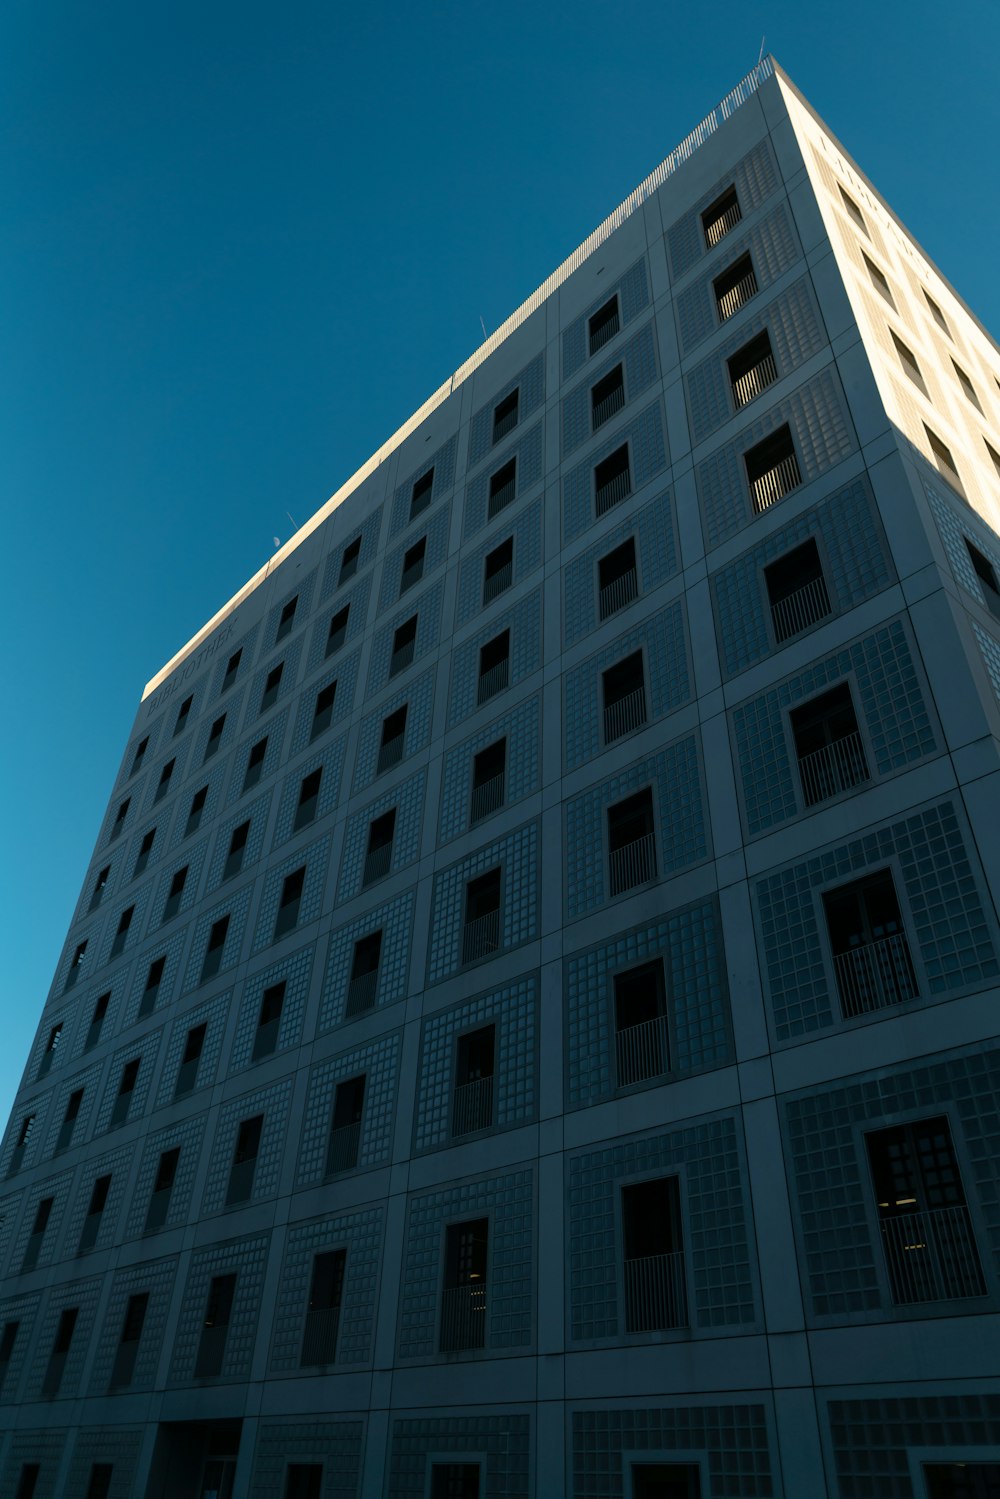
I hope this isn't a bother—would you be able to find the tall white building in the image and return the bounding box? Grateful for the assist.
[2,57,999,1499]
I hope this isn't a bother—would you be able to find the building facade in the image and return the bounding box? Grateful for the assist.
[2,58,1000,1499]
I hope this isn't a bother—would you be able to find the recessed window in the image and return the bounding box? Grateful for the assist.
[312,680,337,739]
[224,821,251,881]
[65,939,88,990]
[589,295,620,356]
[143,1146,180,1233]
[108,1058,140,1129]
[326,605,349,657]
[866,1117,985,1304]
[985,439,1000,483]
[924,424,963,489]
[594,444,631,516]
[339,536,361,584]
[42,1306,79,1396]
[77,1173,111,1254]
[952,360,983,411]
[702,184,742,248]
[243,736,268,792]
[764,538,831,643]
[252,981,286,1062]
[163,865,188,922]
[891,329,926,391]
[621,1176,687,1331]
[377,706,407,774]
[431,1466,481,1499]
[226,1116,263,1205]
[410,467,434,520]
[7,1114,36,1176]
[862,252,895,307]
[790,682,870,806]
[838,184,868,234]
[470,739,506,824]
[186,786,208,836]
[326,1075,365,1174]
[487,458,516,520]
[130,736,149,776]
[924,289,951,335]
[260,662,284,714]
[201,915,230,982]
[598,537,638,620]
[614,961,669,1087]
[300,1250,347,1367]
[37,1024,62,1080]
[482,536,513,605]
[607,789,656,896]
[110,797,130,840]
[204,715,226,761]
[713,252,758,322]
[363,811,395,887]
[492,388,519,444]
[133,827,156,878]
[294,768,323,831]
[21,1196,54,1272]
[109,904,135,959]
[138,954,166,1018]
[274,867,306,939]
[728,329,777,408]
[15,1465,40,1499]
[400,537,426,594]
[923,1463,1000,1499]
[221,650,242,693]
[347,930,382,1016]
[823,868,917,1017]
[153,757,176,804]
[744,425,801,513]
[390,616,417,677]
[478,629,510,705]
[84,993,110,1052]
[285,1464,325,1499]
[174,694,193,735]
[276,595,298,641]
[964,539,1000,620]
[440,1219,488,1352]
[55,1089,83,1153]
[0,1321,20,1393]
[603,651,647,743]
[174,1023,207,1098]
[194,1273,237,1377]
[88,865,110,912]
[591,363,625,430]
[109,1292,148,1389]
[452,1025,495,1137]
[462,869,501,964]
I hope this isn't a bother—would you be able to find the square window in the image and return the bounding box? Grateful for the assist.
[744,425,801,513]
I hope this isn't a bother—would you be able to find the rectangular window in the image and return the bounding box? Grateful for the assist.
[110,797,130,840]
[863,251,895,307]
[482,536,513,605]
[410,468,434,520]
[363,812,395,887]
[260,663,284,714]
[607,789,657,896]
[243,736,268,792]
[284,1466,324,1499]
[714,252,758,320]
[7,1114,35,1176]
[891,329,927,391]
[594,443,632,516]
[163,865,188,922]
[174,1023,207,1098]
[143,1147,180,1233]
[133,828,156,878]
[621,1176,687,1331]
[470,739,506,824]
[377,706,407,774]
[487,458,516,520]
[0,1320,20,1393]
[924,424,963,489]
[463,869,502,965]
[631,1465,701,1499]
[431,1466,481,1499]
[440,1219,488,1351]
[84,993,110,1051]
[477,629,510,706]
[326,1076,365,1174]
[838,184,868,234]
[326,604,349,657]
[65,940,87,990]
[221,650,242,692]
[205,715,226,761]
[728,328,777,408]
[966,539,1000,619]
[614,961,669,1087]
[603,651,647,743]
[109,1291,148,1388]
[390,616,417,677]
[194,1273,237,1377]
[953,360,984,411]
[312,680,337,739]
[923,1465,1000,1499]
[346,931,381,1017]
[224,821,251,881]
[109,904,134,959]
[452,1025,495,1137]
[987,439,1000,482]
[598,537,638,621]
[274,867,306,939]
[21,1196,53,1272]
[252,982,285,1061]
[294,768,323,831]
[201,914,230,982]
[174,694,193,734]
[492,388,519,444]
[276,595,298,641]
[790,682,870,806]
[226,1115,263,1205]
[591,364,625,430]
[77,1173,111,1253]
[130,736,149,775]
[37,1024,63,1080]
[15,1465,40,1499]
[589,295,620,355]
[138,955,166,1018]
[744,424,801,513]
[339,536,361,584]
[924,289,951,335]
[186,786,208,836]
[764,538,831,643]
[109,1058,140,1128]
[88,865,111,912]
[823,868,917,1017]
[55,1089,83,1153]
[400,537,426,594]
[300,1249,347,1367]
[154,758,175,803]
[42,1305,78,1395]
[702,184,741,247]
[85,1466,114,1499]
[866,1117,986,1304]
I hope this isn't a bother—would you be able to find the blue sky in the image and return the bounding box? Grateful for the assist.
[2,0,998,1126]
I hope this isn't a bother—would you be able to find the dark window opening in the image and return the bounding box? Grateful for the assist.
[285,1465,324,1499]
[163,864,188,922]
[174,1023,207,1098]
[607,788,656,896]
[339,536,361,584]
[431,1465,481,1499]
[65,940,87,990]
[603,651,647,743]
[205,715,226,761]
[363,811,395,887]
[225,821,251,881]
[274,867,306,939]
[463,869,502,964]
[260,662,284,713]
[55,1089,83,1153]
[863,252,895,307]
[84,993,110,1051]
[85,1466,114,1499]
[138,954,166,1018]
[589,296,620,355]
[594,444,631,516]
[440,1219,488,1351]
[109,1058,140,1128]
[390,615,417,676]
[312,680,337,738]
[631,1464,702,1499]
[923,1463,1000,1499]
[477,629,510,705]
[300,1250,346,1367]
[186,785,208,836]
[252,982,286,1062]
[110,797,130,840]
[326,1076,365,1174]
[0,1320,20,1391]
[985,440,1000,483]
[346,931,382,1017]
[226,1116,263,1206]
[493,388,519,443]
[823,868,917,1017]
[621,1177,687,1331]
[965,539,1000,619]
[243,736,268,792]
[42,1306,78,1396]
[487,458,516,520]
[221,650,242,692]
[452,1025,495,1137]
[925,290,951,335]
[790,682,870,806]
[838,185,868,233]
[925,425,964,490]
[130,736,149,775]
[410,468,434,520]
[15,1465,40,1499]
[37,1023,62,1080]
[276,596,298,641]
[201,914,230,982]
[714,252,758,320]
[592,364,625,430]
[154,758,175,803]
[891,329,927,391]
[174,695,193,735]
[7,1114,36,1176]
[728,328,777,408]
[702,185,741,247]
[144,1147,179,1234]
[109,904,135,959]
[482,536,513,604]
[614,962,669,1087]
[134,828,156,877]
[88,865,111,912]
[195,1273,236,1377]
[400,537,426,594]
[764,538,831,642]
[470,739,506,824]
[295,768,323,832]
[109,1291,148,1388]
[377,706,407,775]
[21,1196,53,1272]
[326,605,349,657]
[78,1174,111,1254]
[744,424,801,513]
